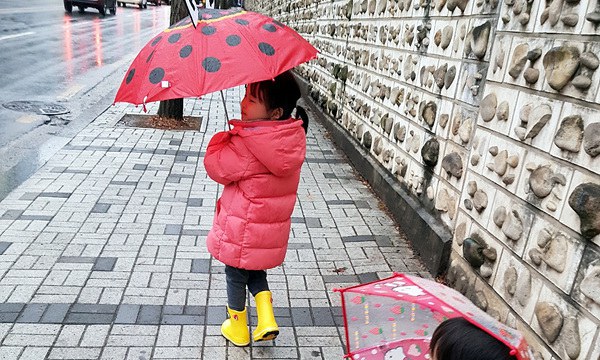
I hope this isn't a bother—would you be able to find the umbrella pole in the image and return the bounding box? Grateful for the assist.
[220,90,231,130]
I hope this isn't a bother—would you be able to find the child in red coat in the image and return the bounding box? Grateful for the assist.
[204,71,308,346]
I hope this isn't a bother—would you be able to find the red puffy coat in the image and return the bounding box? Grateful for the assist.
[204,118,306,270]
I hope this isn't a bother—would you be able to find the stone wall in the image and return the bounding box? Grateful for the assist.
[246,0,600,359]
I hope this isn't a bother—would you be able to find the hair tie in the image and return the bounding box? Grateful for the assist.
[509,349,517,356]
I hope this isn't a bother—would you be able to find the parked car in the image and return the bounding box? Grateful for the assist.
[64,0,117,15]
[117,0,148,8]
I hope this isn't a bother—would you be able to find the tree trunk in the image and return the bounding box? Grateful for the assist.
[157,0,189,120]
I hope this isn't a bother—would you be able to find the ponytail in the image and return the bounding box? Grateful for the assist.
[295,105,309,134]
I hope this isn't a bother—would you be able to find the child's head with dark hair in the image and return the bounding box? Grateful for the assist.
[430,318,517,360]
[243,70,309,132]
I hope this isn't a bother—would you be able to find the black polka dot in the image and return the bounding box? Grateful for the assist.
[274,20,285,28]
[226,35,241,46]
[202,57,221,72]
[235,19,249,25]
[126,69,135,84]
[202,26,216,35]
[151,36,162,46]
[258,42,275,56]
[149,68,165,84]
[263,24,276,32]
[146,50,155,63]
[180,45,192,58]
[168,33,181,44]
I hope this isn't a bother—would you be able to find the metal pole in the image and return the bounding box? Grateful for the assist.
[220,90,231,130]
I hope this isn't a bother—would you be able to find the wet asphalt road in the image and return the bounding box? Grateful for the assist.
[0,0,171,200]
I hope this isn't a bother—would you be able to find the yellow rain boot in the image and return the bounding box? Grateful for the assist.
[253,291,279,342]
[221,307,250,346]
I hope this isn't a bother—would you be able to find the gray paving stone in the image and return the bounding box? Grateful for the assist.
[40,304,70,323]
[64,313,114,324]
[357,272,380,284]
[91,203,111,213]
[137,305,161,324]
[57,256,96,264]
[169,140,182,146]
[311,307,335,326]
[109,181,138,186]
[71,304,117,314]
[1,210,23,220]
[133,164,147,171]
[290,308,313,326]
[0,241,11,255]
[322,274,359,283]
[161,314,203,325]
[164,224,182,235]
[19,215,54,221]
[305,158,344,164]
[326,200,355,206]
[305,217,322,228]
[341,235,375,242]
[115,304,140,324]
[191,259,210,274]
[92,257,117,272]
[38,192,71,198]
[16,303,47,323]
[186,198,203,207]
[205,306,225,325]
[20,192,39,200]
[183,306,205,316]
[374,235,393,247]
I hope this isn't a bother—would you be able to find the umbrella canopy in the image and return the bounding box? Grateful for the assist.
[114,8,318,105]
[336,273,533,360]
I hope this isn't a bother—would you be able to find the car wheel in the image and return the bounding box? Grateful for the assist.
[110,5,116,14]
[99,3,107,15]
[78,5,86,12]
[64,0,73,12]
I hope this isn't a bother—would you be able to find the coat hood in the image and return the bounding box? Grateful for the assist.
[229,118,306,177]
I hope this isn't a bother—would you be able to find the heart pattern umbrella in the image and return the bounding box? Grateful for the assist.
[115,8,318,106]
[336,273,533,360]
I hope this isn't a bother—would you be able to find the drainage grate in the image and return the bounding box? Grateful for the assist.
[3,101,69,116]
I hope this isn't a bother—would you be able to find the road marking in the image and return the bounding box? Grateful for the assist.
[0,32,35,42]
[57,84,84,101]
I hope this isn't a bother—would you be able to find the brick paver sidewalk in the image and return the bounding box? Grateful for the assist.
[0,87,427,359]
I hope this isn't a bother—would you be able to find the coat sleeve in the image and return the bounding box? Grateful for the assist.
[203,131,250,185]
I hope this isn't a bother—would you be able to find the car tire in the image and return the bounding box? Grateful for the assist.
[64,0,73,12]
[110,6,116,14]
[99,3,107,16]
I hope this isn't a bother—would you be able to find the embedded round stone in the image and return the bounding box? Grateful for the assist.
[149,68,165,84]
[202,26,216,35]
[263,24,277,32]
[126,69,135,84]
[258,42,275,56]
[202,57,221,72]
[226,35,241,46]
[168,33,181,44]
[180,45,192,58]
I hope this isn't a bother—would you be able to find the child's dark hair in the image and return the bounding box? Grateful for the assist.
[430,318,517,360]
[248,70,309,133]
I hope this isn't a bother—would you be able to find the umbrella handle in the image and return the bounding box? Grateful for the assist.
[220,90,231,130]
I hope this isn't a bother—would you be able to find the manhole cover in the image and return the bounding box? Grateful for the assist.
[3,101,69,116]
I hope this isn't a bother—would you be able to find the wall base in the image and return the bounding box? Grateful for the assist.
[299,81,452,276]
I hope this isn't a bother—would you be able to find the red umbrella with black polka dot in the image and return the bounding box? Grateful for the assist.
[114,8,318,108]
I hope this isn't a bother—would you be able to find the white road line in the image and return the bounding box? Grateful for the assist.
[0,32,35,42]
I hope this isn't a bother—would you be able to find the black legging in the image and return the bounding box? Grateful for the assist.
[225,265,269,311]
